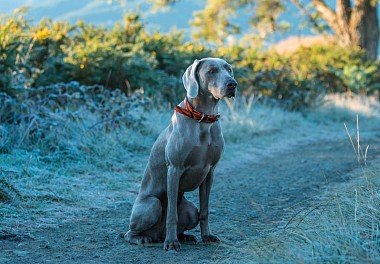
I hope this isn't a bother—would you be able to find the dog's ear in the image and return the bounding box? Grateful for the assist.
[182,59,202,98]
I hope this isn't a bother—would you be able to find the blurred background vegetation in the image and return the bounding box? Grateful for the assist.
[0,1,379,112]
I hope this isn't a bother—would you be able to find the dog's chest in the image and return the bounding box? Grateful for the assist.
[185,145,222,166]
[179,145,222,192]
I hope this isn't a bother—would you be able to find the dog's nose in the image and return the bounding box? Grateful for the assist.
[227,80,237,90]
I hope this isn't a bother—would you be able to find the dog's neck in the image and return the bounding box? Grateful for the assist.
[187,92,219,116]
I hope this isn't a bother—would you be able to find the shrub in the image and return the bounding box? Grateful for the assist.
[221,45,379,109]
[0,9,378,111]
[0,82,149,152]
[0,9,31,94]
[290,45,380,94]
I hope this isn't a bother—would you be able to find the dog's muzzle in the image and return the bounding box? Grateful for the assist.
[226,80,237,98]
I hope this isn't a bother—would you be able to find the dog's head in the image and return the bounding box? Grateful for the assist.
[182,58,237,100]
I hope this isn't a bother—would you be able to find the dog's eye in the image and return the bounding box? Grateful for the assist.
[227,68,232,73]
[209,68,218,74]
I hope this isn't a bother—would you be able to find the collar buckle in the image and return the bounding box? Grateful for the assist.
[198,114,205,123]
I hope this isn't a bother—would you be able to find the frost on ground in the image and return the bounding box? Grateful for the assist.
[0,90,379,263]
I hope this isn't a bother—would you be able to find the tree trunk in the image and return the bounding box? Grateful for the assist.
[312,0,379,60]
[349,0,379,60]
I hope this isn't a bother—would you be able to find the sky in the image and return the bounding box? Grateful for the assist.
[1,0,203,33]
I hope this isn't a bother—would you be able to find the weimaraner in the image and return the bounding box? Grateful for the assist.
[125,58,237,251]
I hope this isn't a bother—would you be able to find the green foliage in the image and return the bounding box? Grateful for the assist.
[290,45,380,94]
[0,82,150,153]
[140,32,212,101]
[191,0,246,44]
[0,9,31,95]
[335,63,380,94]
[217,44,379,110]
[0,11,214,104]
[0,10,379,112]
[251,69,325,110]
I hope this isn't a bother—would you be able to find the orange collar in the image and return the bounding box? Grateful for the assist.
[174,98,220,123]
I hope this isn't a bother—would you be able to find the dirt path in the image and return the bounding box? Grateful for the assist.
[2,134,380,263]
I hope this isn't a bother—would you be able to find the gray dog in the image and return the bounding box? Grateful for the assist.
[125,58,237,251]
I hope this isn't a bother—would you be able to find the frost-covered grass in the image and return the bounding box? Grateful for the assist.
[0,101,172,229]
[220,94,379,156]
[218,94,380,263]
[222,164,380,263]
[1,93,379,262]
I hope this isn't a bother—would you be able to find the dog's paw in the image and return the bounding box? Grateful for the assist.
[202,234,220,243]
[164,238,181,251]
[178,233,197,244]
[124,232,152,245]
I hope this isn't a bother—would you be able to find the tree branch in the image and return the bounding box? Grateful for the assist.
[336,0,351,24]
[349,0,366,33]
[312,0,343,37]
[312,0,337,19]
[336,0,352,44]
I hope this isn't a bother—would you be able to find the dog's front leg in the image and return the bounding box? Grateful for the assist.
[199,167,220,243]
[164,166,182,251]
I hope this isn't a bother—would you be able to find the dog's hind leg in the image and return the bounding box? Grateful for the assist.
[125,195,163,244]
[177,195,199,243]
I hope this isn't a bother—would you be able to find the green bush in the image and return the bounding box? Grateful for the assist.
[218,44,379,109]
[290,45,380,94]
[0,10,378,111]
[0,82,150,152]
[0,9,31,94]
